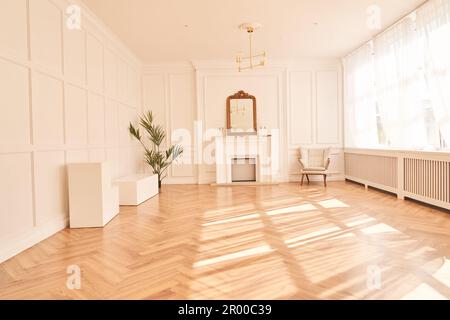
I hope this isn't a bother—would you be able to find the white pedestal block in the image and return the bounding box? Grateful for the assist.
[115,174,159,206]
[67,162,119,228]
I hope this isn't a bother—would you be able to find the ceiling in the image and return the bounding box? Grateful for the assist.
[81,0,426,63]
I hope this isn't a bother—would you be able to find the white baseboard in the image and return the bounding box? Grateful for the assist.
[403,191,450,210]
[164,177,199,185]
[346,175,450,210]
[199,177,291,185]
[345,175,399,195]
[152,175,345,185]
[0,216,69,264]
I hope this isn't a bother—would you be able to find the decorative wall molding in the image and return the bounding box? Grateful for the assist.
[142,65,197,183]
[0,0,143,263]
[288,70,314,146]
[141,59,343,185]
[192,58,341,71]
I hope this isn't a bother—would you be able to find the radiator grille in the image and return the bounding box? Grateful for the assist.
[404,158,450,204]
[345,153,397,189]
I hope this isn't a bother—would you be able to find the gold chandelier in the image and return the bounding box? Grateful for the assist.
[236,23,266,72]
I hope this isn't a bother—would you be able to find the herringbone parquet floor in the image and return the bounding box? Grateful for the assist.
[1,182,450,300]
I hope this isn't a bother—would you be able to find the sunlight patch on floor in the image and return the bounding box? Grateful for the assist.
[203,205,256,216]
[404,246,436,260]
[202,213,260,227]
[318,271,373,299]
[318,199,350,209]
[361,223,402,235]
[345,216,377,228]
[193,245,273,268]
[401,283,448,300]
[265,204,317,216]
[261,197,304,207]
[285,226,341,247]
[328,232,357,241]
[433,258,450,288]
[188,254,298,300]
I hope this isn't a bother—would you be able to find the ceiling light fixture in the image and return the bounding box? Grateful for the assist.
[236,23,266,72]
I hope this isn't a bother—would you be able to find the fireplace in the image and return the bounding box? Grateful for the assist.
[214,135,275,184]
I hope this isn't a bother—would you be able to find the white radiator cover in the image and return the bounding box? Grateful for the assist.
[345,153,398,191]
[345,149,450,210]
[404,158,450,206]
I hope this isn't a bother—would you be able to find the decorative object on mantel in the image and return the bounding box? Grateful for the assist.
[235,23,266,72]
[129,111,183,190]
[258,126,270,137]
[227,90,257,135]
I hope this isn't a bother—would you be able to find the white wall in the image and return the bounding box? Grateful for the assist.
[0,0,142,263]
[142,60,344,184]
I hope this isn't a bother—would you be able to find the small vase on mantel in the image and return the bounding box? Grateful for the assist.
[259,126,268,137]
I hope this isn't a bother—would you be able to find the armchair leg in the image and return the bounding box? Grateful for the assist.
[323,174,327,187]
[300,174,304,186]
[306,175,310,184]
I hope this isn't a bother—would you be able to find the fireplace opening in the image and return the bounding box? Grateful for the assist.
[232,158,256,182]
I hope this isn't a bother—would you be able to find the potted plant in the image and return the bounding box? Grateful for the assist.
[129,111,183,189]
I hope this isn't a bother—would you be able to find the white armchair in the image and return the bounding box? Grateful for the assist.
[298,148,331,187]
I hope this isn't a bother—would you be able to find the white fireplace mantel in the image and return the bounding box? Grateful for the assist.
[215,135,276,184]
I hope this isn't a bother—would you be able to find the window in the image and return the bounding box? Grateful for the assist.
[344,0,450,151]
[375,103,387,145]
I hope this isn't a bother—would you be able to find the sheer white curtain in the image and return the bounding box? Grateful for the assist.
[374,15,428,149]
[344,0,450,150]
[417,0,450,145]
[344,42,378,148]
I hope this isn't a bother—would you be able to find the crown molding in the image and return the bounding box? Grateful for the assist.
[192,58,342,71]
[142,62,195,74]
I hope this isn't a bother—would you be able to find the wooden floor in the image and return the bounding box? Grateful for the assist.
[1,181,450,300]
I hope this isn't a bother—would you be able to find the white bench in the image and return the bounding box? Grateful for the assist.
[114,174,159,206]
[67,162,119,228]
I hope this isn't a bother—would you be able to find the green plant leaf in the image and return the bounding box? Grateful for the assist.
[149,125,166,147]
[129,123,141,141]
[130,110,184,185]
[140,111,154,133]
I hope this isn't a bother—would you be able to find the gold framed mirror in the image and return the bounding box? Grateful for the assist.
[226,91,257,132]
